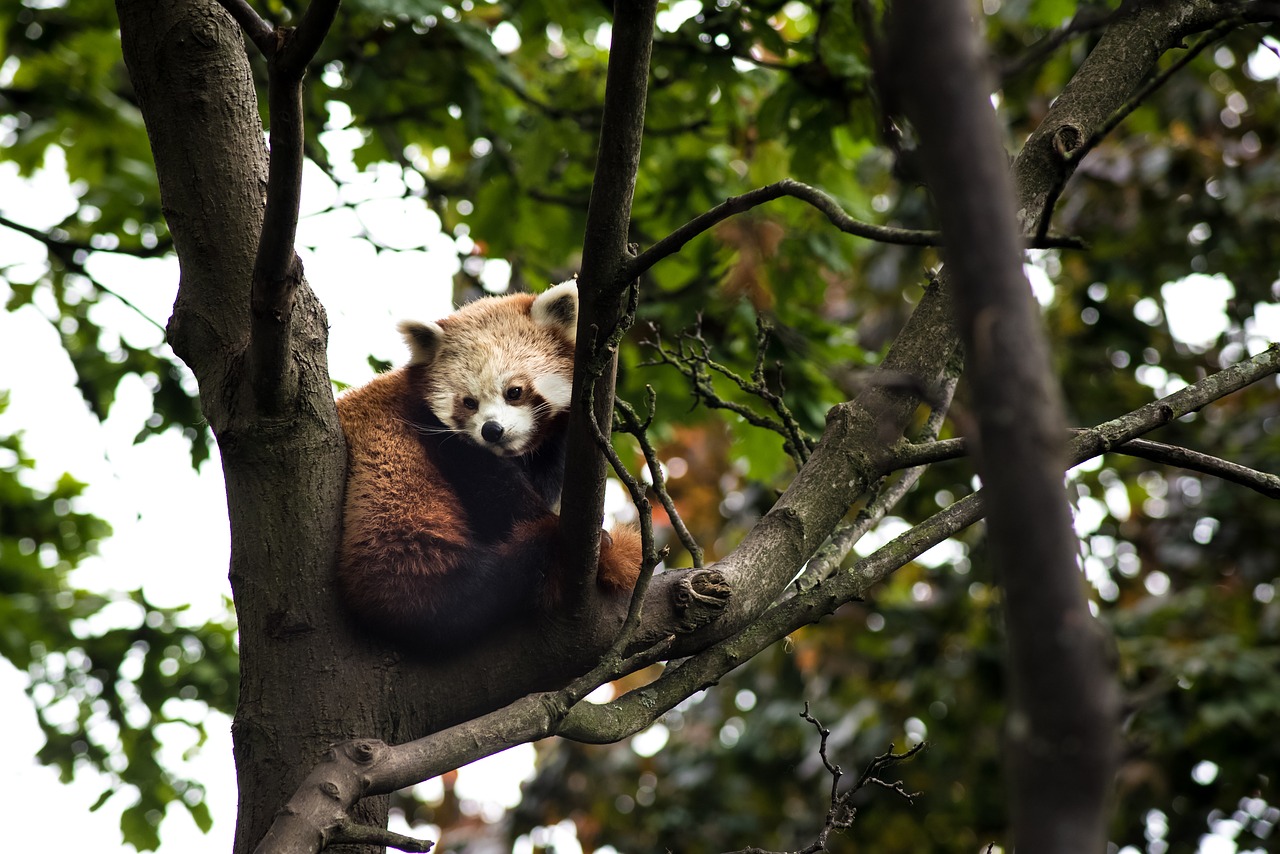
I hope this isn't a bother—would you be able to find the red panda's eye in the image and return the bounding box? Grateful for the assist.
[462,397,479,410]
[505,386,523,401]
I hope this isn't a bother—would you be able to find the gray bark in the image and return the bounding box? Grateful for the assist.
[114,2,632,851]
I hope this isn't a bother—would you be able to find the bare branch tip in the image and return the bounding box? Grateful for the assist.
[330,820,435,852]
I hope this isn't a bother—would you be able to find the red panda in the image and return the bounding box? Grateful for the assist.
[336,282,642,651]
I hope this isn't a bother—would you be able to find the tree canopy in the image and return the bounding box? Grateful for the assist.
[2,0,1279,852]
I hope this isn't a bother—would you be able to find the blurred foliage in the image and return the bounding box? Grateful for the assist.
[3,0,1280,851]
[0,392,238,850]
[0,0,207,466]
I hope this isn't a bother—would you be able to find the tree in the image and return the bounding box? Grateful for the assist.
[3,0,1279,852]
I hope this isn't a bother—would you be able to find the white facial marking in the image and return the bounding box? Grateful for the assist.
[411,287,578,457]
[473,398,534,455]
[533,374,572,410]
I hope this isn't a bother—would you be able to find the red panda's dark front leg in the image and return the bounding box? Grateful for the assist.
[342,532,552,653]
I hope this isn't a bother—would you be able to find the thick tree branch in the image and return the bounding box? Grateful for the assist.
[558,490,983,744]
[1062,19,1237,174]
[558,0,659,608]
[562,345,1280,746]
[1016,0,1262,244]
[217,0,340,413]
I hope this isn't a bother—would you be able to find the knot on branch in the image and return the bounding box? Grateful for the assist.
[346,739,382,764]
[1051,123,1085,159]
[672,568,731,633]
[329,737,388,768]
[191,13,221,48]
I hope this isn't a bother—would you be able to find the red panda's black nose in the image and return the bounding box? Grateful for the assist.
[481,421,505,443]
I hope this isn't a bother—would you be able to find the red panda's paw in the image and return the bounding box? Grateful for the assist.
[598,525,643,592]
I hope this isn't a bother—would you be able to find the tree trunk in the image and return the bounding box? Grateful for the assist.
[115,4,671,850]
[115,2,393,850]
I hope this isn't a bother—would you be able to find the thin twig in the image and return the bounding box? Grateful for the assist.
[0,215,170,334]
[584,373,664,647]
[645,317,814,468]
[998,9,1117,81]
[628,179,939,281]
[615,390,706,567]
[720,705,923,854]
[848,740,926,804]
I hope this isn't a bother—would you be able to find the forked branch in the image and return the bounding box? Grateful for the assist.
[889,432,1280,499]
[215,0,340,412]
[795,365,960,592]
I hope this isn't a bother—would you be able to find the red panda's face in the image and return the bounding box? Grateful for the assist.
[399,283,578,457]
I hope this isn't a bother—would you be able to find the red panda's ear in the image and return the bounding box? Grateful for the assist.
[398,320,445,365]
[531,281,578,343]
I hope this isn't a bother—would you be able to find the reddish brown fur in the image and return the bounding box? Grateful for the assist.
[508,516,644,603]
[337,369,474,624]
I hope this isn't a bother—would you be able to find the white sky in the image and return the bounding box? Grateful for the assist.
[3,81,1280,850]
